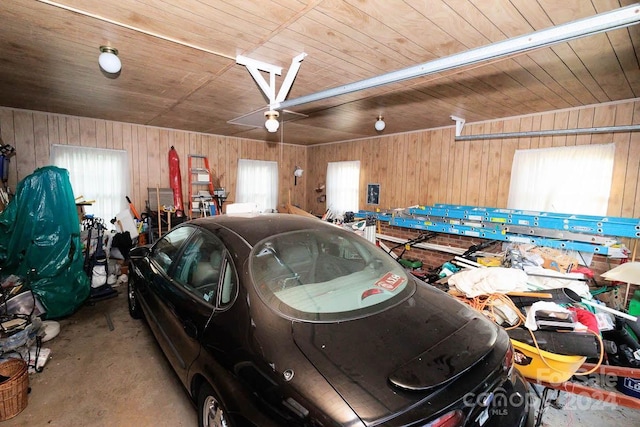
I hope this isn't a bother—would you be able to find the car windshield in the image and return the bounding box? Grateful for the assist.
[250,227,414,322]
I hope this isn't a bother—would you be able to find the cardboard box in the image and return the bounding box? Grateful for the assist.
[529,247,579,273]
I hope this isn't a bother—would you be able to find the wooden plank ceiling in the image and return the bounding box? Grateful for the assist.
[0,0,638,146]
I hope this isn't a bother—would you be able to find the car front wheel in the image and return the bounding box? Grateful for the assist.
[127,275,142,319]
[198,383,230,427]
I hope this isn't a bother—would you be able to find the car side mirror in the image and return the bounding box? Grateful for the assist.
[131,245,151,259]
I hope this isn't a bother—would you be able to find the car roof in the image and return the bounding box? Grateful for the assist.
[189,213,335,247]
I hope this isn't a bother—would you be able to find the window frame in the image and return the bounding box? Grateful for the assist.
[217,254,239,309]
[150,226,195,274]
[170,229,225,305]
[326,160,360,218]
[249,228,414,323]
[150,225,239,309]
[507,143,615,215]
[236,158,279,212]
[50,144,129,223]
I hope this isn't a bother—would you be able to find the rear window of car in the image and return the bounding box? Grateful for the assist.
[250,227,413,322]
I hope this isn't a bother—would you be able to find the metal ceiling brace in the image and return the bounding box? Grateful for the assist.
[455,125,640,141]
[273,4,640,111]
[236,53,307,109]
[450,116,465,137]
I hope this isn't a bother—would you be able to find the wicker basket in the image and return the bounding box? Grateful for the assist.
[0,358,29,421]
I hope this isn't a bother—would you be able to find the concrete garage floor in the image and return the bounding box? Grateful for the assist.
[2,289,639,427]
[2,289,196,426]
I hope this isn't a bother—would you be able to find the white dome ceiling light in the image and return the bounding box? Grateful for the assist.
[374,115,385,132]
[98,46,121,74]
[264,110,280,133]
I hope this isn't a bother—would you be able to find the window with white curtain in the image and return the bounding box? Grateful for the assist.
[326,160,360,217]
[507,143,614,215]
[236,159,278,212]
[50,145,129,222]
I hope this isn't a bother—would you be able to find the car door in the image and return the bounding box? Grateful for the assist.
[149,227,225,383]
[139,225,195,327]
[139,225,223,382]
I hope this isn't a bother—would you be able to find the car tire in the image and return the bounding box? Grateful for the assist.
[127,275,142,319]
[197,383,231,427]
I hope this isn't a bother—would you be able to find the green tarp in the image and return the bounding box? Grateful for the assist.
[0,166,90,318]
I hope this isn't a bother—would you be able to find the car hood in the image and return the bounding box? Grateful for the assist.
[291,284,499,424]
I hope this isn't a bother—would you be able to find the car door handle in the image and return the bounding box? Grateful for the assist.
[183,320,198,339]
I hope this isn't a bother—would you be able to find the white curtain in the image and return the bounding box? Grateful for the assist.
[326,160,360,217]
[507,143,614,215]
[50,145,129,222]
[236,159,278,212]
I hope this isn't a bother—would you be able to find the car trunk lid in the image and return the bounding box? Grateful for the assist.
[386,316,497,391]
[291,287,498,423]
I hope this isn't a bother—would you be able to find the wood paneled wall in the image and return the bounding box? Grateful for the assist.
[0,107,307,216]
[306,99,640,219]
[2,99,639,223]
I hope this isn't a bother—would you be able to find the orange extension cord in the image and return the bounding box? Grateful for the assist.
[455,293,604,377]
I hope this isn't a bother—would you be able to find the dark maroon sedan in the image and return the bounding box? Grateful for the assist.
[127,213,532,427]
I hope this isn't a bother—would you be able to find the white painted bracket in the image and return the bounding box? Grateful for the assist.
[451,115,466,137]
[236,53,307,109]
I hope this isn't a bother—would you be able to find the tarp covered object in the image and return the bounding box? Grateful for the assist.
[0,166,90,318]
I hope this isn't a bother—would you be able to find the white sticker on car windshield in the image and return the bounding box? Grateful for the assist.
[374,272,405,291]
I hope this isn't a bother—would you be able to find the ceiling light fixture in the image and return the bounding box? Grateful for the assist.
[264,110,280,133]
[374,115,385,132]
[98,46,121,74]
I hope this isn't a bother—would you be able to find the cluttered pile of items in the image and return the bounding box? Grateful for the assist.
[0,166,95,419]
[430,244,640,424]
[80,215,132,303]
[0,284,54,418]
[0,271,55,420]
[0,163,155,418]
[362,202,640,424]
[0,272,58,367]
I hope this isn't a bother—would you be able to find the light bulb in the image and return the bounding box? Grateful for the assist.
[375,116,385,131]
[264,110,280,133]
[99,46,121,74]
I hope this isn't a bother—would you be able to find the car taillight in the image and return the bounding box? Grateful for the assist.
[503,342,514,375]
[424,410,464,427]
